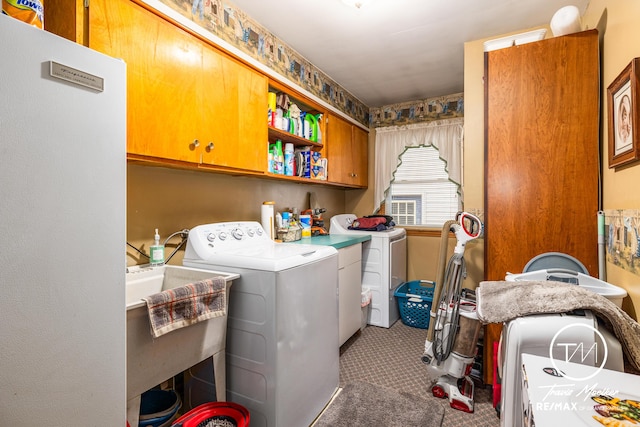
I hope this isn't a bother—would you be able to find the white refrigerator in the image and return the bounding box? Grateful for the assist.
[0,15,127,426]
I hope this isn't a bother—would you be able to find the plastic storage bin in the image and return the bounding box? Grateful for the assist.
[505,269,627,308]
[138,389,181,427]
[394,280,434,329]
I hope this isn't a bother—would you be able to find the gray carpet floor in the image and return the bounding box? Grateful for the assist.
[337,320,500,427]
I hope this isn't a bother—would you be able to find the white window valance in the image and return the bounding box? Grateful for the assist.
[374,117,463,211]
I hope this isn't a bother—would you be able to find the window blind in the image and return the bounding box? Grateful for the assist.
[386,146,460,227]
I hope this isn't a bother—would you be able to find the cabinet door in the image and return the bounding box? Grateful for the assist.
[485,30,599,279]
[339,261,362,346]
[326,114,368,187]
[338,244,363,346]
[89,0,203,163]
[237,66,268,172]
[351,125,369,187]
[200,50,267,172]
[483,29,599,385]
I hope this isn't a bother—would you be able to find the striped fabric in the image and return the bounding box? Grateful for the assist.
[143,277,226,338]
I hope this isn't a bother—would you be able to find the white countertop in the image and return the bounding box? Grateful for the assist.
[522,353,640,426]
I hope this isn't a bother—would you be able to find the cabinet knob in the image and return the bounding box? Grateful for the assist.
[206,142,214,152]
[191,139,200,149]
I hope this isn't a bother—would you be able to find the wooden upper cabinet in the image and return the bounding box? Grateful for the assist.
[45,0,366,185]
[326,113,368,188]
[87,0,267,172]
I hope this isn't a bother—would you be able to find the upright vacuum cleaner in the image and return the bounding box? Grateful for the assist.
[422,212,483,413]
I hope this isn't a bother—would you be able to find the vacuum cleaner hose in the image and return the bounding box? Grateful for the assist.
[427,219,458,342]
[434,253,465,362]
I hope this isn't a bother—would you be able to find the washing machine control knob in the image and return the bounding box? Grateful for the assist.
[255,227,263,236]
[206,233,216,242]
[231,228,244,240]
[218,231,228,241]
[246,228,255,237]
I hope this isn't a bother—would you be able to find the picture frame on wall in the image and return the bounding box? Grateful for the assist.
[607,58,640,168]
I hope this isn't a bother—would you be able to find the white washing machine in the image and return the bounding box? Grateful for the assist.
[330,214,407,328]
[183,221,339,427]
[498,270,627,427]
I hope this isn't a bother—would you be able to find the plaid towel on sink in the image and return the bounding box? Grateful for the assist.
[142,277,226,338]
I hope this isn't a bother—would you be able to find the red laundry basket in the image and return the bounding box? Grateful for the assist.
[171,402,250,427]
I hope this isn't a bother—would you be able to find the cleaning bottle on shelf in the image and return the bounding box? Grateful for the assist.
[284,143,295,176]
[282,110,290,133]
[267,92,277,126]
[315,114,323,144]
[274,139,284,175]
[150,229,165,266]
[267,143,275,173]
[304,113,318,142]
[300,112,307,139]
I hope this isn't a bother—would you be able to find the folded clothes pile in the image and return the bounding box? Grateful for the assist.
[348,215,396,231]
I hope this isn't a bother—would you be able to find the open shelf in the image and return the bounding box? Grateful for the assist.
[268,126,323,149]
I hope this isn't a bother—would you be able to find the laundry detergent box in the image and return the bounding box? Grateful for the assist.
[311,158,327,180]
[295,147,311,178]
[311,151,323,167]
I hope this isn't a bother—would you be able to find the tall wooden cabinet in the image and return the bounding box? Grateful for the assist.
[483,30,600,384]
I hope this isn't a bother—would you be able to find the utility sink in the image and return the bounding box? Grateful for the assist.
[125,265,238,426]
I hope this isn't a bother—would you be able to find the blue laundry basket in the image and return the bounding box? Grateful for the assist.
[394,280,435,329]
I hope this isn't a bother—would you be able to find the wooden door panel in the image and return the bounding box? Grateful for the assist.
[352,126,369,187]
[89,0,201,163]
[485,30,599,280]
[483,30,599,385]
[327,114,354,184]
[199,45,267,172]
[236,67,268,172]
[199,43,230,166]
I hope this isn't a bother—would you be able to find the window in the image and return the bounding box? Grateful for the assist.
[391,199,417,225]
[386,146,460,227]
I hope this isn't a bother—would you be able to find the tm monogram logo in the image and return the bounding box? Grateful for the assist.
[548,323,609,381]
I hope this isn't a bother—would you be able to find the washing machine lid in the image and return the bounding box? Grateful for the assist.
[185,242,336,271]
[183,222,337,272]
[329,213,406,240]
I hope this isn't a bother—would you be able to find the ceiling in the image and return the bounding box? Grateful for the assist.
[229,0,590,108]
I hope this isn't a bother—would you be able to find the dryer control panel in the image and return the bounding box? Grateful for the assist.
[184,222,269,257]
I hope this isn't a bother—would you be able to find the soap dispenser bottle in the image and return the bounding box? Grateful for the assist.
[150,228,165,266]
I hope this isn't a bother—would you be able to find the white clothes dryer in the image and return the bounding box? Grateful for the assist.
[330,214,407,328]
[183,221,339,427]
